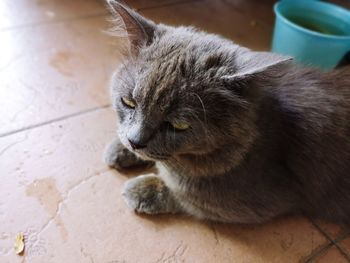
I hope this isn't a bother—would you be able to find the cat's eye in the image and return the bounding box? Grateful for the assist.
[170,121,190,131]
[121,97,136,109]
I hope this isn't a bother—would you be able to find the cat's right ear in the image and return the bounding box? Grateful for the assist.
[221,48,292,81]
[107,0,157,55]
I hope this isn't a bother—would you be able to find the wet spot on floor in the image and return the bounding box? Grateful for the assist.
[54,216,68,241]
[49,51,75,77]
[26,177,68,240]
[26,177,61,216]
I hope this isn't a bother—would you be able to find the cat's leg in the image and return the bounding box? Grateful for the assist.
[103,137,154,169]
[122,174,180,214]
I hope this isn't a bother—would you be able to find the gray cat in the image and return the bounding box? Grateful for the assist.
[104,1,350,224]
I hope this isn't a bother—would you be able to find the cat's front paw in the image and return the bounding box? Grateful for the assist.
[122,175,178,214]
[103,138,154,170]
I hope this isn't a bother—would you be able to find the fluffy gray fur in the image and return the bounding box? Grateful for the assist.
[104,1,350,224]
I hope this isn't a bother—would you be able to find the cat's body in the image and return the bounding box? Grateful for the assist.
[158,67,350,224]
[104,1,350,224]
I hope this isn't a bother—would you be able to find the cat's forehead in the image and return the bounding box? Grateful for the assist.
[132,66,179,111]
[132,47,185,106]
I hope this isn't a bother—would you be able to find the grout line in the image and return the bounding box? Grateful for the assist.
[330,229,350,262]
[137,0,203,12]
[0,12,109,32]
[302,241,334,263]
[0,104,111,138]
[309,219,350,262]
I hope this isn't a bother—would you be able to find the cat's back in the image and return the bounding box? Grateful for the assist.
[274,65,350,223]
[274,65,350,137]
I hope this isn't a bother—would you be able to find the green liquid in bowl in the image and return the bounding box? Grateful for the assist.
[283,7,350,37]
[288,15,349,36]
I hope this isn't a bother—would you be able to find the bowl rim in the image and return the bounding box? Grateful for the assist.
[274,1,350,40]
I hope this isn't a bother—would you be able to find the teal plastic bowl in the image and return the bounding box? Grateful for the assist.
[272,0,350,69]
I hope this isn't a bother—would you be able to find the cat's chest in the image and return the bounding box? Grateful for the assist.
[156,162,193,192]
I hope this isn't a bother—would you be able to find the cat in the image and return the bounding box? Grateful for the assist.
[103,1,350,224]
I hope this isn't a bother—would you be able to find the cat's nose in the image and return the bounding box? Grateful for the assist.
[128,138,147,150]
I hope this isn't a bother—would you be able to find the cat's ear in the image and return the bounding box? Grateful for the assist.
[222,49,292,80]
[107,0,156,55]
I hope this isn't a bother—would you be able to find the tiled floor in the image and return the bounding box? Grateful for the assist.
[1,0,350,262]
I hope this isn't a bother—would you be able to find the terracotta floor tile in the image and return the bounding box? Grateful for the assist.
[140,0,274,51]
[0,16,123,136]
[312,220,350,241]
[0,0,107,30]
[0,108,115,262]
[210,217,328,263]
[338,238,350,260]
[308,220,350,260]
[312,220,342,236]
[312,247,349,263]
[0,107,329,262]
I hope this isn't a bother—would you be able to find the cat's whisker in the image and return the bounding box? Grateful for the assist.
[172,126,176,153]
[187,110,211,147]
[193,93,210,143]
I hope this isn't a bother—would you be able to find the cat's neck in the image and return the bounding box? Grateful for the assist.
[162,142,250,177]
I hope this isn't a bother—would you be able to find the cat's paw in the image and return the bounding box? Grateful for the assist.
[122,175,178,214]
[103,138,154,170]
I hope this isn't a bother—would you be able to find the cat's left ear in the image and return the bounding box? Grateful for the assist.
[107,0,157,55]
[222,48,293,80]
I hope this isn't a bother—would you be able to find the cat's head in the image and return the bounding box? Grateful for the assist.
[107,1,291,162]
